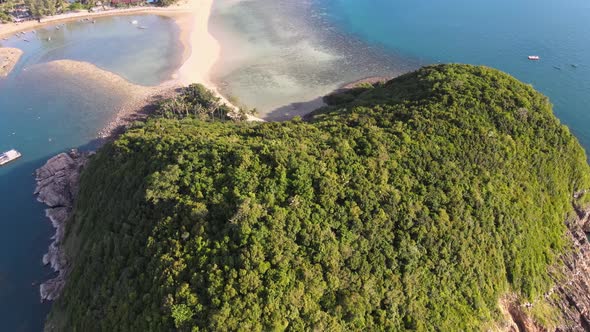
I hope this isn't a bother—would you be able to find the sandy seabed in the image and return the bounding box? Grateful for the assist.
[0,47,22,77]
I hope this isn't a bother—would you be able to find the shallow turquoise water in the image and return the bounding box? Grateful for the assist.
[210,0,419,119]
[0,15,182,331]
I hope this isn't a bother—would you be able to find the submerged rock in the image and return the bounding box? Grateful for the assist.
[34,149,89,301]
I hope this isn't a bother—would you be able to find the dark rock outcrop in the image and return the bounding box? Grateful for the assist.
[500,294,544,332]
[547,213,590,331]
[34,149,90,301]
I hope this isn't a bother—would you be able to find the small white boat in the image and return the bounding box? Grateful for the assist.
[131,20,138,25]
[0,149,22,166]
[528,55,540,60]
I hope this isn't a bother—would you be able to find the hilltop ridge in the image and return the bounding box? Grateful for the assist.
[45,64,590,331]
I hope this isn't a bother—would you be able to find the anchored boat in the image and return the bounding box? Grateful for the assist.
[0,149,22,166]
[528,55,540,60]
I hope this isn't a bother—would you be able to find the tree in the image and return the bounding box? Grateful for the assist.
[48,65,590,331]
[25,0,59,17]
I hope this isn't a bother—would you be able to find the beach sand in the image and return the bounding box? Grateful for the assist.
[0,47,22,77]
[1,0,262,127]
[173,0,263,121]
[175,0,218,86]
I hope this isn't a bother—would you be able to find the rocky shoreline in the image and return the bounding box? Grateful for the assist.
[549,219,590,331]
[548,199,590,330]
[34,149,90,301]
[501,200,590,331]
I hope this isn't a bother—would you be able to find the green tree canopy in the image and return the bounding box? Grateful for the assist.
[49,64,590,331]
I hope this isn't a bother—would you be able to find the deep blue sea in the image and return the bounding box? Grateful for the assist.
[315,0,590,148]
[0,15,182,331]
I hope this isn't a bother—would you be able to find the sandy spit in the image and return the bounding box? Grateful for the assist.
[32,59,181,139]
[0,47,23,77]
[173,0,263,121]
[2,0,262,128]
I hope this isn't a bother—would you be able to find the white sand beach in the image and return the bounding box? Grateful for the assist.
[0,1,194,38]
[174,0,262,120]
[175,0,218,86]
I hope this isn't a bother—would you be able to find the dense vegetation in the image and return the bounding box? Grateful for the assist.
[156,83,255,121]
[24,0,62,17]
[157,84,234,121]
[49,64,590,331]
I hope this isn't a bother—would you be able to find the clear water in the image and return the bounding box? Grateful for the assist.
[0,15,182,331]
[315,0,590,149]
[210,0,420,120]
[212,0,590,153]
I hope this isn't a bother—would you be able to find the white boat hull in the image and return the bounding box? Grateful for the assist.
[0,149,22,166]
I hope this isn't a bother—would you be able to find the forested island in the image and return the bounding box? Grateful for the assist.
[43,64,590,330]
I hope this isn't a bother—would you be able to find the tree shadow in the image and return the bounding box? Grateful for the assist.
[263,96,327,122]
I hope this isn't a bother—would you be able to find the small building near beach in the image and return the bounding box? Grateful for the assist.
[9,5,32,22]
